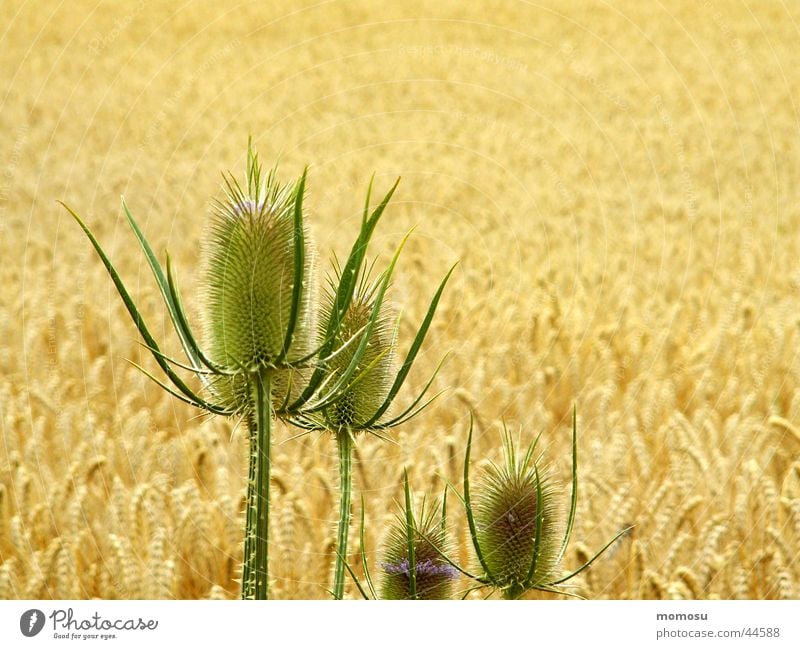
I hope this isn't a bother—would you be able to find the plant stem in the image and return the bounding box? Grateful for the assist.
[503,585,524,600]
[241,414,257,599]
[333,428,353,599]
[241,370,272,600]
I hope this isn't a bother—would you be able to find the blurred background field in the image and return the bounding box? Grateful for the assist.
[1,0,800,599]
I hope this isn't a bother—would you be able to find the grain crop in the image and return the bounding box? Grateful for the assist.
[1,0,799,599]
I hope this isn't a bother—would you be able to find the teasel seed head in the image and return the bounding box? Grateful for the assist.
[379,496,458,599]
[474,430,564,595]
[202,143,316,413]
[321,263,396,431]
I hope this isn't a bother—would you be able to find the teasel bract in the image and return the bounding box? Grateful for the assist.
[60,141,440,600]
[426,409,631,599]
[288,180,456,599]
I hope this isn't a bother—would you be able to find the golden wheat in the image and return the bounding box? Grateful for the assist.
[1,0,799,599]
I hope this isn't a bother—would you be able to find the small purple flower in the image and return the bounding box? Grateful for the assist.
[231,197,266,216]
[381,558,410,575]
[381,558,459,579]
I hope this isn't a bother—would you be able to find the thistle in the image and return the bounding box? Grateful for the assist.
[472,426,564,599]
[425,409,630,599]
[203,146,316,415]
[379,473,459,600]
[200,146,319,601]
[321,260,396,433]
[61,144,309,600]
[322,261,397,601]
[339,474,459,600]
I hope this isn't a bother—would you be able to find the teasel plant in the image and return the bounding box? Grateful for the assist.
[340,472,459,600]
[423,408,632,599]
[286,187,456,599]
[59,140,450,600]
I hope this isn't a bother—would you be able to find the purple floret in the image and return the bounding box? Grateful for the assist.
[382,558,410,575]
[381,558,459,579]
[232,197,267,215]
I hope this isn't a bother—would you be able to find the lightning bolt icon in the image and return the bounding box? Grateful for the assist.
[28,612,38,632]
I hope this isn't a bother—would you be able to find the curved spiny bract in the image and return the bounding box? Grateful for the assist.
[202,157,316,415]
[380,502,458,600]
[474,439,564,596]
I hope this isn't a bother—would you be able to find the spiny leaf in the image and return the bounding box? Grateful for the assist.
[61,201,226,415]
[463,415,494,581]
[364,263,456,428]
[558,405,579,563]
[276,167,308,364]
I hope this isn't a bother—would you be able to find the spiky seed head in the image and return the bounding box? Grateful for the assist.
[474,435,563,593]
[379,502,458,599]
[322,267,395,431]
[202,144,315,413]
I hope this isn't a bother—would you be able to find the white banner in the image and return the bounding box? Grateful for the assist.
[1,600,797,648]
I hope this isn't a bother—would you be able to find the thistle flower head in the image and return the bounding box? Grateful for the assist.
[321,260,396,431]
[202,143,316,413]
[379,493,458,600]
[473,429,564,594]
[451,410,632,599]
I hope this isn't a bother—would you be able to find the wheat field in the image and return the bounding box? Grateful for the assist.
[1,0,799,600]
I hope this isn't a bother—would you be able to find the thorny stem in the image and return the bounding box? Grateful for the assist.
[241,414,257,599]
[333,428,353,599]
[242,370,273,600]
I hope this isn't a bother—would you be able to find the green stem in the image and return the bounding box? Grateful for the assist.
[241,371,272,600]
[333,428,353,599]
[241,414,257,599]
[503,584,524,600]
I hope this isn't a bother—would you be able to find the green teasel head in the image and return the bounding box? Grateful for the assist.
[473,426,564,595]
[379,473,459,600]
[320,258,397,431]
[455,409,632,599]
[202,142,316,413]
[264,177,455,430]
